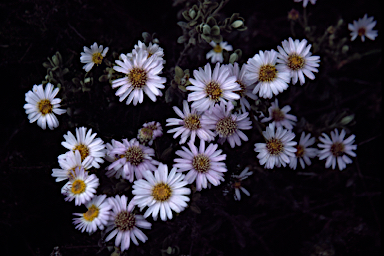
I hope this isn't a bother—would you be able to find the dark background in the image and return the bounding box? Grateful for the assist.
[0,0,381,255]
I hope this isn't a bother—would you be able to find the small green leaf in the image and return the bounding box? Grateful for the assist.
[175,66,184,78]
[177,35,187,44]
[231,20,243,28]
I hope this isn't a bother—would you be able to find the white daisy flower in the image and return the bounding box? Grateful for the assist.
[105,195,151,251]
[318,129,357,171]
[61,127,106,169]
[206,41,233,63]
[52,150,93,182]
[80,42,109,72]
[277,38,320,85]
[166,100,215,144]
[294,0,316,8]
[127,40,165,63]
[106,138,159,182]
[245,50,291,99]
[173,140,227,191]
[227,63,257,113]
[202,101,252,148]
[254,123,297,169]
[62,167,99,206]
[187,62,241,112]
[132,163,191,221]
[23,83,66,130]
[260,99,297,130]
[289,132,318,169]
[104,139,125,179]
[112,49,166,105]
[230,167,253,201]
[137,121,163,146]
[348,14,378,42]
[72,194,112,233]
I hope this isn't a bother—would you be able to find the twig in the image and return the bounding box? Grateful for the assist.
[68,23,85,41]
[18,43,33,62]
[357,134,381,146]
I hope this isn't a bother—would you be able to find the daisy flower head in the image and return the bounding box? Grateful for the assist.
[105,195,151,251]
[245,50,291,99]
[227,62,257,113]
[52,150,93,182]
[173,140,227,191]
[62,166,99,206]
[227,167,253,201]
[187,62,241,112]
[80,42,109,72]
[206,41,233,63]
[112,49,166,106]
[127,40,165,63]
[260,98,297,130]
[61,127,106,169]
[348,14,378,42]
[318,129,357,171]
[166,100,215,144]
[277,38,320,85]
[72,194,112,234]
[132,163,191,221]
[294,0,316,8]
[137,121,163,145]
[254,122,297,169]
[202,101,252,148]
[24,83,66,130]
[289,132,318,169]
[106,138,158,182]
[104,139,125,179]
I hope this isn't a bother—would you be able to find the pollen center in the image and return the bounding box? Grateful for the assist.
[152,183,172,201]
[192,154,210,173]
[138,127,153,143]
[266,138,284,155]
[216,117,237,137]
[115,211,136,231]
[259,64,277,82]
[295,145,305,158]
[287,54,305,70]
[128,68,148,89]
[73,144,90,161]
[232,180,242,189]
[83,205,100,222]
[71,179,86,194]
[38,99,53,115]
[271,108,285,122]
[213,45,222,53]
[184,114,201,130]
[125,146,144,166]
[235,80,246,97]
[205,81,222,101]
[357,27,366,36]
[92,52,103,65]
[330,142,344,157]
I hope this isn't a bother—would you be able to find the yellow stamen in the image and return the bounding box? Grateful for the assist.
[205,81,222,101]
[74,144,89,161]
[259,65,277,82]
[266,138,284,155]
[92,52,103,65]
[287,54,305,70]
[38,99,53,115]
[83,205,99,222]
[213,45,222,53]
[152,183,172,201]
[71,180,86,194]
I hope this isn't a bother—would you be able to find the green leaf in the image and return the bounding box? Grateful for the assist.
[210,25,220,36]
[177,35,187,44]
[175,66,184,78]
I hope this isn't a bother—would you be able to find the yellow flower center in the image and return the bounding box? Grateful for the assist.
[271,108,285,122]
[128,68,148,89]
[232,180,242,189]
[259,65,277,82]
[38,99,53,115]
[287,54,305,71]
[92,52,103,65]
[152,183,172,201]
[330,142,345,157]
[71,179,86,194]
[205,81,222,101]
[357,27,366,36]
[83,205,100,222]
[213,45,222,53]
[138,127,153,143]
[192,154,210,173]
[73,144,90,161]
[266,138,284,155]
[216,117,237,137]
[115,211,136,231]
[235,80,246,97]
[184,114,201,130]
[295,145,305,158]
[125,146,144,166]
